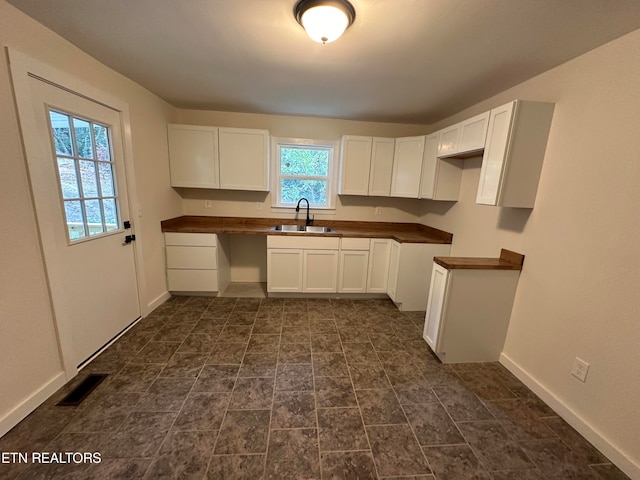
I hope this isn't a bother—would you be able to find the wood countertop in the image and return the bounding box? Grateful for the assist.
[434,249,525,270]
[161,216,453,244]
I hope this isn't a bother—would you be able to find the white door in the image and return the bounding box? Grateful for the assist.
[16,76,140,372]
[390,136,424,198]
[338,250,369,293]
[423,263,449,351]
[267,249,304,292]
[303,250,339,293]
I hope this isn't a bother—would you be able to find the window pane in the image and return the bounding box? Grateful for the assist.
[50,111,74,156]
[57,158,80,199]
[79,160,99,197]
[103,198,118,232]
[84,199,104,236]
[94,124,111,161]
[98,162,115,196]
[73,118,94,159]
[64,201,86,240]
[281,179,328,206]
[281,147,329,176]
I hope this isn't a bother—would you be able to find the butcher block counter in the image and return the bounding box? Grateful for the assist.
[161,216,453,244]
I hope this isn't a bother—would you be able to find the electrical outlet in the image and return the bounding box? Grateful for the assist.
[204,200,212,209]
[375,207,382,215]
[571,357,590,382]
[256,202,263,211]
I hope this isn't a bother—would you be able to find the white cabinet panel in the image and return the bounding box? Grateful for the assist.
[368,138,395,196]
[267,249,303,292]
[366,239,391,293]
[477,100,554,207]
[420,132,463,201]
[167,124,218,188]
[437,125,459,158]
[166,269,219,292]
[303,250,338,293]
[165,232,218,247]
[386,240,401,300]
[423,263,449,350]
[457,111,490,154]
[390,136,425,198]
[166,246,217,270]
[339,135,372,195]
[218,127,269,191]
[338,250,369,293]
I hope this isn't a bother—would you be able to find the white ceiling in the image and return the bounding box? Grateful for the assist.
[8,0,640,124]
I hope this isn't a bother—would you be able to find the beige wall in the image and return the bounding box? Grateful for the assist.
[419,30,640,473]
[0,1,181,431]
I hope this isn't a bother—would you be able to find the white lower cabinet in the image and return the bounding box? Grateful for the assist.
[366,239,391,293]
[165,232,230,294]
[338,238,371,293]
[267,236,339,293]
[386,241,451,311]
[423,259,522,363]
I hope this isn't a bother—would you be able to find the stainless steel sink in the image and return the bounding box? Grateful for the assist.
[272,225,332,233]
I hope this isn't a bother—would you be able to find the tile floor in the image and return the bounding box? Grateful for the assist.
[0,296,631,480]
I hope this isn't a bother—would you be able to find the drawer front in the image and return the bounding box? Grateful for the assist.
[166,245,217,269]
[167,269,219,292]
[340,237,371,250]
[267,235,339,250]
[165,232,217,247]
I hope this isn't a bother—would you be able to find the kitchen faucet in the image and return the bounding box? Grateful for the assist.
[295,197,313,226]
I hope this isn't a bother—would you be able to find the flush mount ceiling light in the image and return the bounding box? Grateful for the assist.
[294,0,356,44]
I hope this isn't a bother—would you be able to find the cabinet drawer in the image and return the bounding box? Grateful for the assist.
[340,237,371,250]
[267,235,339,250]
[166,246,217,269]
[165,232,217,247]
[167,269,219,292]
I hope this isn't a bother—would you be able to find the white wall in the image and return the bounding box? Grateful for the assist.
[0,0,182,433]
[419,29,640,475]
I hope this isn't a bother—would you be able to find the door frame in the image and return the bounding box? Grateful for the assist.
[8,48,148,378]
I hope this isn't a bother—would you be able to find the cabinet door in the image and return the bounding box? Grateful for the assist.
[476,102,515,205]
[303,250,338,293]
[339,135,372,195]
[419,132,439,199]
[338,250,369,293]
[437,125,459,157]
[457,111,490,154]
[218,127,269,191]
[267,249,303,292]
[368,137,395,196]
[386,240,401,300]
[167,124,219,188]
[423,263,449,350]
[390,136,425,198]
[367,239,391,293]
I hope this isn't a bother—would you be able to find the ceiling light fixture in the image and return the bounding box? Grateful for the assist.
[294,0,356,44]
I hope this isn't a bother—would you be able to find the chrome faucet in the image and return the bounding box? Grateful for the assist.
[295,197,312,226]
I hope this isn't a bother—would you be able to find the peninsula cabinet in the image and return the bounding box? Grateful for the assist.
[390,136,425,198]
[423,250,524,363]
[167,124,270,192]
[476,100,554,207]
[386,241,451,311]
[339,136,395,196]
[165,232,230,294]
[267,236,339,293]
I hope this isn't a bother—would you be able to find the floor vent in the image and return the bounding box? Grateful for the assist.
[56,374,108,406]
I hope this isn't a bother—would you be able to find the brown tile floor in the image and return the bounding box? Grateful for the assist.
[0,296,631,480]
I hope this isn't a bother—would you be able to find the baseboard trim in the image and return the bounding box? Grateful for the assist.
[500,353,640,479]
[145,291,171,316]
[0,372,67,437]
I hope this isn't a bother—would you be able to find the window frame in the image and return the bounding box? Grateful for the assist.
[270,137,339,211]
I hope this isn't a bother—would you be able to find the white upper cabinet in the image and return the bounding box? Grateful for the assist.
[437,111,490,158]
[339,135,372,195]
[167,124,269,192]
[390,136,425,198]
[368,138,395,196]
[476,100,554,207]
[218,127,269,191]
[420,132,463,201]
[339,136,394,196]
[167,124,219,188]
[419,133,439,199]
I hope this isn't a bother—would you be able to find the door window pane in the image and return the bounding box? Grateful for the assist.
[57,158,80,199]
[49,109,121,243]
[73,118,94,159]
